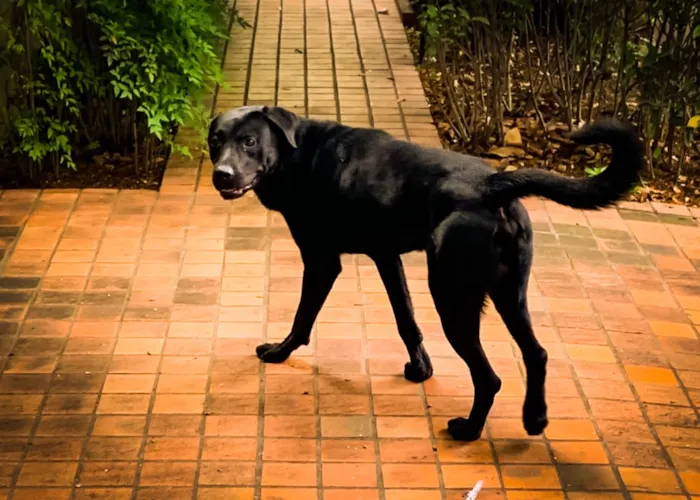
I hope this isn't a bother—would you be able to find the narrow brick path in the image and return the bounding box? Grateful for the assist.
[1,0,700,499]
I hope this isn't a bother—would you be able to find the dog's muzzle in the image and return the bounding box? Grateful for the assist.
[213,165,259,200]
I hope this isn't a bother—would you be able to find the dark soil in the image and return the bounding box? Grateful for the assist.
[0,152,167,190]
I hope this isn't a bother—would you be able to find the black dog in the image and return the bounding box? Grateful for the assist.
[208,106,643,441]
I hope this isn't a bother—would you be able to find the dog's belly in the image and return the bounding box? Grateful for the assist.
[280,193,433,256]
[323,214,429,255]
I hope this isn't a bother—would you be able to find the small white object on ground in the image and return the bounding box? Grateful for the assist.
[465,480,484,500]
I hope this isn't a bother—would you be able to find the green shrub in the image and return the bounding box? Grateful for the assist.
[0,0,246,178]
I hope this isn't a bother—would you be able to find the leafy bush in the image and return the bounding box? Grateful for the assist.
[0,0,245,179]
[415,0,700,180]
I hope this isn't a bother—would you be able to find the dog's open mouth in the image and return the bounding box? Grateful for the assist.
[219,176,260,200]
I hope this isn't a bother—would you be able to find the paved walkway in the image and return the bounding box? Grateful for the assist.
[1,0,700,499]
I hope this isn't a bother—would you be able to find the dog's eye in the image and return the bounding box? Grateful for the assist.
[243,137,257,148]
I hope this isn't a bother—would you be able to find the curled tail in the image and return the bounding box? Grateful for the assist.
[482,118,644,210]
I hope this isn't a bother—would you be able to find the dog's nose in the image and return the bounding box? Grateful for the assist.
[213,165,235,189]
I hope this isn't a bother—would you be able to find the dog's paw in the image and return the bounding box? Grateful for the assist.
[447,417,484,442]
[256,343,292,363]
[404,359,433,383]
[404,345,433,383]
[523,401,549,436]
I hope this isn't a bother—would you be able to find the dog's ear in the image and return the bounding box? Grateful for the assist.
[261,106,298,149]
[208,114,221,139]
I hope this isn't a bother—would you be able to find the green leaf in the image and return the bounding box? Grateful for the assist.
[471,16,490,25]
[694,25,700,38]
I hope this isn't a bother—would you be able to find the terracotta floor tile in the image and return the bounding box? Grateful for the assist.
[566,344,617,363]
[376,417,430,438]
[201,437,257,461]
[379,439,435,463]
[102,373,156,393]
[597,418,657,443]
[551,441,609,464]
[557,464,620,491]
[160,355,210,374]
[152,394,205,414]
[372,395,425,416]
[608,442,670,468]
[322,463,377,488]
[655,425,700,448]
[494,440,552,464]
[145,436,201,460]
[649,321,697,338]
[84,436,142,460]
[441,464,500,489]
[138,461,197,486]
[434,438,493,463]
[12,489,72,500]
[157,374,208,393]
[109,355,160,373]
[319,394,370,415]
[204,415,258,436]
[114,338,164,355]
[25,437,83,460]
[136,486,193,500]
[97,394,150,414]
[324,490,379,500]
[74,488,132,499]
[264,394,314,415]
[680,471,700,495]
[16,461,78,486]
[197,487,255,500]
[44,394,98,414]
[262,462,317,487]
[265,416,316,438]
[588,399,645,422]
[384,491,441,500]
[626,365,678,386]
[265,374,314,394]
[382,463,439,488]
[148,415,201,436]
[501,465,560,489]
[198,462,256,486]
[321,416,373,438]
[644,403,697,426]
[34,415,91,436]
[619,467,682,493]
[565,494,622,500]
[92,415,147,436]
[636,383,690,405]
[264,438,317,462]
[78,461,137,487]
[545,419,599,441]
[321,439,375,462]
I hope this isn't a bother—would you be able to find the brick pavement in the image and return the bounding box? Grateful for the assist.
[1,0,700,498]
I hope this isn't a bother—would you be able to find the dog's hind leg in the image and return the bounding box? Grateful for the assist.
[489,208,549,436]
[373,255,433,382]
[256,253,341,363]
[428,213,502,442]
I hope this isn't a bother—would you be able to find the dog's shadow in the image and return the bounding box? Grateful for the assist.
[494,439,538,459]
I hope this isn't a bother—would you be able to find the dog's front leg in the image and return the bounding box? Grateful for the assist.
[373,255,433,382]
[256,253,341,363]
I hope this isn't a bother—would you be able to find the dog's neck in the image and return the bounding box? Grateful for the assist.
[253,118,342,212]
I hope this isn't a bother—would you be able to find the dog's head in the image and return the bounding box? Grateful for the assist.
[208,106,298,200]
